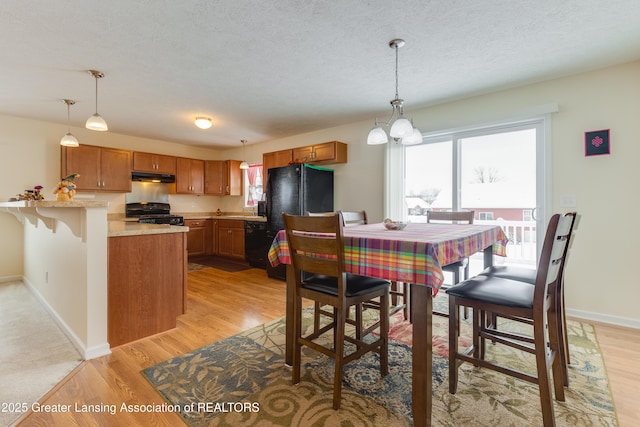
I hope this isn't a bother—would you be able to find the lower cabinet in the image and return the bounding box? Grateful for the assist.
[217,219,245,260]
[184,219,212,256]
[108,231,187,347]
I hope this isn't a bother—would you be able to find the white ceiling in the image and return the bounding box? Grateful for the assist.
[1,1,640,149]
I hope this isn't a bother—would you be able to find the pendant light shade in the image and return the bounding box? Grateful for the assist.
[239,139,249,169]
[86,70,108,131]
[366,39,423,146]
[60,99,79,147]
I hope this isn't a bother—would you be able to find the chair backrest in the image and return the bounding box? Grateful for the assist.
[338,210,368,227]
[533,212,576,309]
[427,210,475,224]
[283,212,346,283]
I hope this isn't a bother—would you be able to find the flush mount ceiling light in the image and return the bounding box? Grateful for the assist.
[60,99,79,147]
[367,39,423,146]
[194,117,213,129]
[85,70,108,131]
[239,139,249,169]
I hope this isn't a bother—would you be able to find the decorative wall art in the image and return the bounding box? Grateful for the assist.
[584,129,610,157]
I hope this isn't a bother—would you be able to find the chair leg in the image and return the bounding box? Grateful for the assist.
[403,282,410,321]
[313,301,321,333]
[332,305,347,410]
[355,303,363,340]
[292,295,303,385]
[448,294,459,394]
[380,291,389,376]
[533,318,556,427]
[556,289,570,387]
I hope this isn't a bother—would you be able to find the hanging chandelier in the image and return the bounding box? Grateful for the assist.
[239,140,249,170]
[367,39,422,146]
[60,99,79,147]
[86,70,108,131]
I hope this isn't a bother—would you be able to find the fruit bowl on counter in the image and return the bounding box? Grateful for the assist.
[383,218,408,230]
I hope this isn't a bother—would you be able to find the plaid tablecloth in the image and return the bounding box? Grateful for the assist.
[268,222,508,294]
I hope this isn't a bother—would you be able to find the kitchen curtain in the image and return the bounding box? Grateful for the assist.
[246,164,262,206]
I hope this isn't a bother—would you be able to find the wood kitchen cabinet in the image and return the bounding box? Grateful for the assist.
[263,149,293,181]
[204,160,243,196]
[133,152,176,174]
[108,231,187,347]
[174,157,204,194]
[61,144,132,192]
[184,218,212,256]
[292,141,347,165]
[217,219,245,260]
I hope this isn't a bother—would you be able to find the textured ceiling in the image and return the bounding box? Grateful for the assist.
[1,0,640,148]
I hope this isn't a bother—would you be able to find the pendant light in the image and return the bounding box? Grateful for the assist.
[239,140,249,170]
[366,39,422,146]
[60,99,79,147]
[85,70,108,131]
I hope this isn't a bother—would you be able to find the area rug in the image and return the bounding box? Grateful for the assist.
[188,256,252,273]
[0,281,83,426]
[142,298,617,427]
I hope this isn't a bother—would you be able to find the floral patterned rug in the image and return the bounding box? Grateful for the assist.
[142,299,617,426]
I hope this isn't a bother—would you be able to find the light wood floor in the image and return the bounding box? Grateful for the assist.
[14,267,640,426]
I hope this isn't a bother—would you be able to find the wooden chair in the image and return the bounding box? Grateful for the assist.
[477,211,577,386]
[338,210,410,325]
[426,210,475,319]
[283,213,390,410]
[447,213,574,426]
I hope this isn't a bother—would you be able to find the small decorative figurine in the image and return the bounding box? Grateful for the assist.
[53,174,80,201]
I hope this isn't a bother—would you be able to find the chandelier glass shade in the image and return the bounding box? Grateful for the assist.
[86,70,108,131]
[366,39,423,146]
[60,99,79,147]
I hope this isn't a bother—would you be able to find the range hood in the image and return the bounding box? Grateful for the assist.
[131,171,176,183]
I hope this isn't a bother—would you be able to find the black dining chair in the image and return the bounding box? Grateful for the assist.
[447,212,574,427]
[283,212,391,410]
[477,211,578,386]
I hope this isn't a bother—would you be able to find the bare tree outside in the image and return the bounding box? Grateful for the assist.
[472,166,503,183]
[408,187,441,206]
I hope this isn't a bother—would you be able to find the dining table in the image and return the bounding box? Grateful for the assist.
[268,221,509,426]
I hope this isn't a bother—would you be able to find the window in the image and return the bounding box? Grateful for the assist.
[479,212,494,221]
[523,209,533,221]
[243,163,263,207]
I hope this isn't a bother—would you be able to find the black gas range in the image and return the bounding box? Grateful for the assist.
[126,202,184,226]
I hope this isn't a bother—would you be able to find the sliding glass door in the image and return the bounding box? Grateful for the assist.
[402,119,548,272]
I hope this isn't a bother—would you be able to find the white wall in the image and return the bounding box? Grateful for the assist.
[1,60,639,327]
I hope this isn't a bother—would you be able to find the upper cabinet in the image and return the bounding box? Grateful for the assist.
[61,145,132,192]
[263,149,293,181]
[133,152,176,174]
[292,141,347,165]
[204,160,243,196]
[173,157,204,194]
[263,141,347,179]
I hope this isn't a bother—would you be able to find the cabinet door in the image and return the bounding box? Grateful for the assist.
[101,148,132,192]
[230,227,245,258]
[61,145,101,191]
[184,219,206,256]
[176,158,204,194]
[217,220,245,259]
[226,160,243,196]
[263,149,293,183]
[204,160,225,195]
[292,146,314,163]
[310,142,337,162]
[132,152,156,172]
[154,154,176,174]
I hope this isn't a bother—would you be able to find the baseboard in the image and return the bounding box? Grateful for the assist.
[0,275,22,283]
[21,276,112,360]
[566,307,640,330]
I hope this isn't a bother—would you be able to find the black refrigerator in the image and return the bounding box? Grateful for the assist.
[265,163,334,279]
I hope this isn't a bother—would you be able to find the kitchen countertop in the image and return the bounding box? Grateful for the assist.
[108,221,188,237]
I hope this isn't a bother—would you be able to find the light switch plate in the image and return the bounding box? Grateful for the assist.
[560,194,577,207]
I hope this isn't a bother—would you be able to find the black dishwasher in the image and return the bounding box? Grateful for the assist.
[244,221,270,269]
